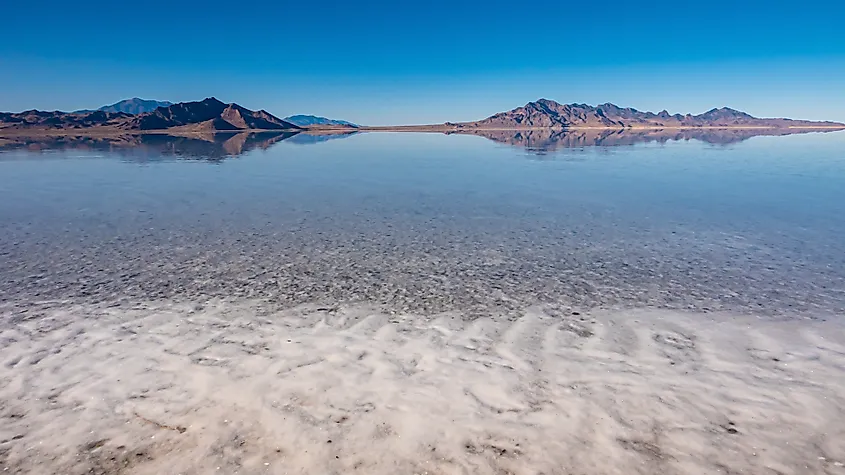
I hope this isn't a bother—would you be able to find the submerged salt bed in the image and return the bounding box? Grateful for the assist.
[1,131,845,317]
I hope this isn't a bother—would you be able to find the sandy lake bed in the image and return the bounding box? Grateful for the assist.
[2,299,844,475]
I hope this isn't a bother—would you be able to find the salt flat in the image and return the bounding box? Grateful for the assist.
[2,299,844,474]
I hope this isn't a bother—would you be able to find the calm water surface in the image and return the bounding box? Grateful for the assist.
[1,131,844,317]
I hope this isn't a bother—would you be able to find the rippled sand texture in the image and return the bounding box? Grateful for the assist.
[2,300,844,474]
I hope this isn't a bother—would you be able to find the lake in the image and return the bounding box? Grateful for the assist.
[1,130,844,317]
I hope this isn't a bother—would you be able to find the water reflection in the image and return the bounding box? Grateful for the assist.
[456,127,843,153]
[286,131,359,145]
[0,131,356,160]
[2,128,840,160]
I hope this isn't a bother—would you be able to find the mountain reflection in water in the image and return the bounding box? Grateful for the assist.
[455,127,842,153]
[0,127,838,160]
[0,131,357,161]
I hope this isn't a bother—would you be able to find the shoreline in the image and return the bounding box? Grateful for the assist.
[2,297,844,474]
[360,125,845,132]
[1,124,844,139]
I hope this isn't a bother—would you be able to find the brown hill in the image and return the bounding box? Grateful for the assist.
[126,98,300,131]
[460,99,845,129]
[0,98,300,134]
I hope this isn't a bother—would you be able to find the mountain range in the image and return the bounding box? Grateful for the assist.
[456,99,844,129]
[1,97,843,136]
[0,98,301,133]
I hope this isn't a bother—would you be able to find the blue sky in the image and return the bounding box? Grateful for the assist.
[2,0,843,124]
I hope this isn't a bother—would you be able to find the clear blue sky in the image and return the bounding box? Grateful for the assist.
[2,0,843,125]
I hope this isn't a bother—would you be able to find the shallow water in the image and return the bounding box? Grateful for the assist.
[1,130,844,317]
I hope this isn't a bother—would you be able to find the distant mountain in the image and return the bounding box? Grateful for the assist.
[284,115,358,127]
[460,99,845,129]
[1,98,300,133]
[96,98,172,115]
